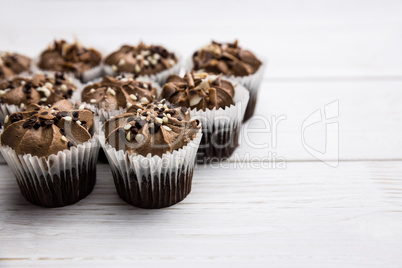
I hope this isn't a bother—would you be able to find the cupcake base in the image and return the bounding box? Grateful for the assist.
[110,164,193,209]
[196,124,241,163]
[243,92,258,122]
[0,136,99,208]
[16,162,96,207]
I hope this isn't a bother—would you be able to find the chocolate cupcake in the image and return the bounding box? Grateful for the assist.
[104,42,180,85]
[0,72,78,125]
[79,75,158,122]
[37,39,103,83]
[100,100,202,209]
[0,51,31,80]
[190,40,265,122]
[0,100,99,207]
[161,72,249,162]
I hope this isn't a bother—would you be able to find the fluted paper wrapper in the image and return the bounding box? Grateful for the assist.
[189,80,249,162]
[104,51,182,86]
[0,135,100,207]
[186,56,266,122]
[72,77,162,123]
[99,128,202,209]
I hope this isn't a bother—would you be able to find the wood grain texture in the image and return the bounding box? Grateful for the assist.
[0,0,402,267]
[1,162,402,267]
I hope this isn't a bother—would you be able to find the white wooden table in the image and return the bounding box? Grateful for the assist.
[1,0,402,267]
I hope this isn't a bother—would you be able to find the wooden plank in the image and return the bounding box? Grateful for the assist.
[234,79,402,162]
[0,79,401,164]
[0,0,401,78]
[0,162,402,267]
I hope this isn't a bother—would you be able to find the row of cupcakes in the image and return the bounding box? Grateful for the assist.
[0,71,248,208]
[0,39,265,121]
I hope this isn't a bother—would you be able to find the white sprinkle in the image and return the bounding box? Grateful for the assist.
[0,90,6,96]
[135,64,141,73]
[126,132,131,141]
[67,77,73,83]
[4,115,9,123]
[163,125,172,131]
[79,104,85,110]
[147,111,151,114]
[118,59,125,66]
[107,87,116,96]
[61,135,67,142]
[140,97,148,104]
[64,116,72,121]
[20,81,26,85]
[40,97,47,102]
[142,50,150,56]
[60,84,68,91]
[168,59,176,66]
[149,122,154,128]
[111,65,118,71]
[90,88,96,93]
[162,117,168,123]
[136,54,143,60]
[140,116,146,120]
[121,78,128,82]
[44,82,53,89]
[190,95,203,106]
[124,124,132,131]
[129,94,137,101]
[143,60,149,66]
[166,113,171,118]
[76,121,81,125]
[126,102,133,108]
[153,53,160,60]
[90,99,96,104]
[135,134,144,143]
[43,88,51,97]
[20,103,25,109]
[155,117,163,124]
[51,109,55,113]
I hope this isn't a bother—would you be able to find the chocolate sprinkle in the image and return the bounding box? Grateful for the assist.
[127,117,135,122]
[67,141,74,148]
[41,112,48,115]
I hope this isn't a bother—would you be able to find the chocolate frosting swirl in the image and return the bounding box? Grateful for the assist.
[161,72,234,111]
[192,40,262,76]
[38,39,102,74]
[0,51,31,80]
[104,43,177,76]
[81,75,157,110]
[103,100,199,157]
[0,73,77,108]
[1,100,94,157]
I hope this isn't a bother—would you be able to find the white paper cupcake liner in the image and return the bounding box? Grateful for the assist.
[185,55,266,121]
[72,76,162,123]
[188,79,249,162]
[99,128,202,209]
[103,50,182,86]
[0,134,100,207]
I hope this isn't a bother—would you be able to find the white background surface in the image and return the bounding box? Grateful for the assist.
[1,0,402,267]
